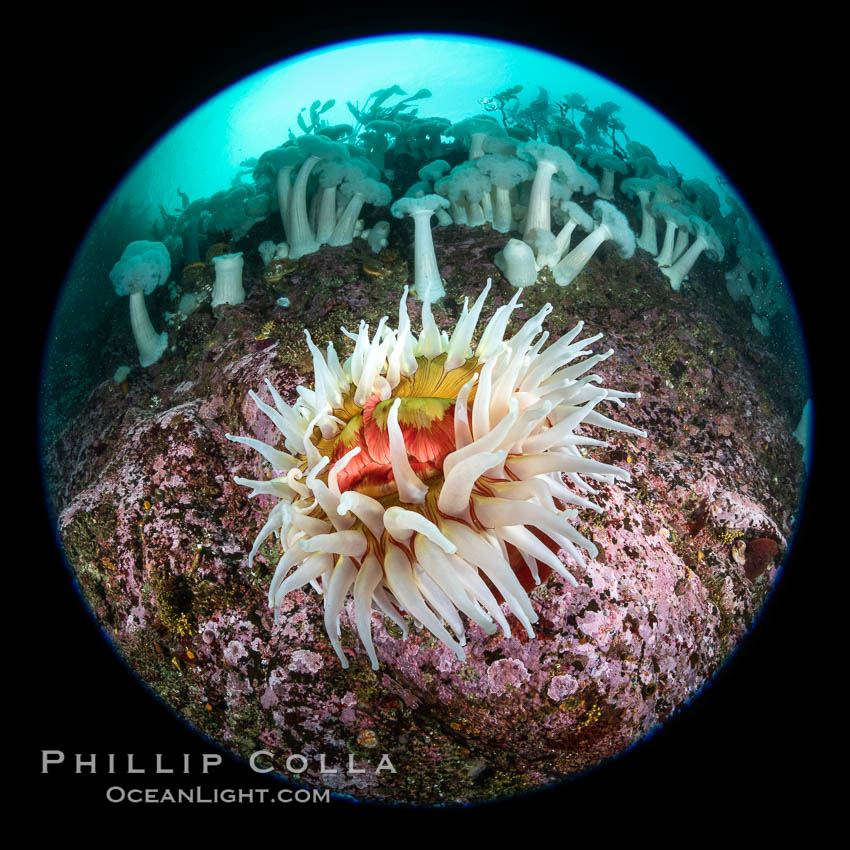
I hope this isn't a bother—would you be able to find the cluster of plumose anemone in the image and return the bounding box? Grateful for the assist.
[126,86,788,374]
[228,279,646,668]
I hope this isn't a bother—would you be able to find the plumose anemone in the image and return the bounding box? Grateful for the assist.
[228,280,645,670]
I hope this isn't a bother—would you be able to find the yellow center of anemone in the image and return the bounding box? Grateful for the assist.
[310,354,481,499]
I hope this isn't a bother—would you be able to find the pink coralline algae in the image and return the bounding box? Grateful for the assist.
[223,640,249,666]
[289,650,324,674]
[43,232,805,805]
[487,658,532,695]
[548,674,579,701]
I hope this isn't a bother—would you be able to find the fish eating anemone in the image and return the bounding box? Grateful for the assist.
[227,279,646,670]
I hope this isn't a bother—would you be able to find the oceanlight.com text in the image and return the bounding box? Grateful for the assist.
[105,786,330,804]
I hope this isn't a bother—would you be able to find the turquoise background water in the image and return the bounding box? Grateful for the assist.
[120,33,727,222]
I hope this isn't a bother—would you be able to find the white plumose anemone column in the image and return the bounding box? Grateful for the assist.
[517,142,579,242]
[553,200,636,287]
[211,252,245,307]
[109,239,171,368]
[411,209,443,300]
[553,226,610,287]
[660,217,724,293]
[494,238,538,287]
[523,158,557,239]
[391,195,451,301]
[129,289,168,367]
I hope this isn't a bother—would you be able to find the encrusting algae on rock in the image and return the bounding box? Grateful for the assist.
[228,278,646,669]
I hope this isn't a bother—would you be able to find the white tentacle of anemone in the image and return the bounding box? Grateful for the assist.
[228,278,645,670]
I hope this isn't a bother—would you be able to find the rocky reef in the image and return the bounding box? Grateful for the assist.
[43,218,805,805]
